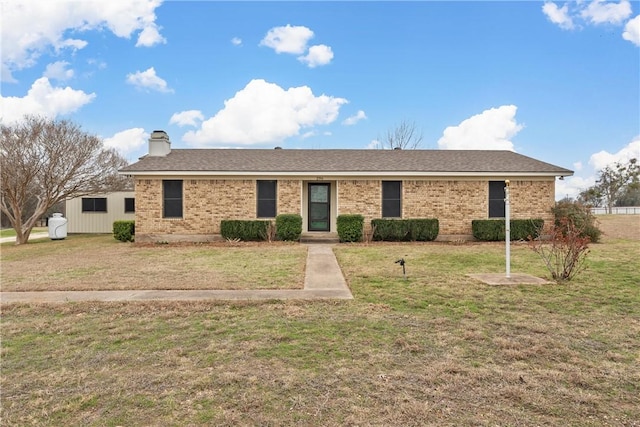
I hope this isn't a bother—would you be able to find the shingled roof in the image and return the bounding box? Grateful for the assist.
[120,149,573,177]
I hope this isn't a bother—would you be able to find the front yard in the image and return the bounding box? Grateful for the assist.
[1,216,639,426]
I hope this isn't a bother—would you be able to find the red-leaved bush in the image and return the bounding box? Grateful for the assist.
[528,217,591,283]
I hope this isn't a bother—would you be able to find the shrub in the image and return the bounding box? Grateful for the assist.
[113,220,135,242]
[220,220,271,241]
[528,217,591,283]
[275,214,302,241]
[552,200,601,243]
[371,218,439,241]
[472,219,544,241]
[337,214,364,242]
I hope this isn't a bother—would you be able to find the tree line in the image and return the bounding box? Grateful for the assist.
[576,158,639,213]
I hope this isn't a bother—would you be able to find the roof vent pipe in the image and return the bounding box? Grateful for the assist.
[148,130,171,157]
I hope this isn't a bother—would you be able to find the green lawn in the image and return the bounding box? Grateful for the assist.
[1,237,639,426]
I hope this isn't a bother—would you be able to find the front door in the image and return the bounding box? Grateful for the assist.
[308,183,330,231]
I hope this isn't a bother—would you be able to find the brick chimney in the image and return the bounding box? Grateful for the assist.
[148,130,171,156]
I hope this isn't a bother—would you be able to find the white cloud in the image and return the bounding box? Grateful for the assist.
[623,15,640,46]
[543,1,639,46]
[437,105,523,151]
[126,67,173,93]
[0,77,95,124]
[136,23,166,47]
[301,130,317,139]
[542,2,575,30]
[183,79,348,146]
[260,24,314,54]
[342,110,367,126]
[581,0,632,25]
[557,136,640,200]
[298,44,334,68]
[1,0,164,81]
[169,110,204,127]
[589,136,640,170]
[43,61,74,81]
[103,128,149,156]
[231,37,242,46]
[556,174,597,200]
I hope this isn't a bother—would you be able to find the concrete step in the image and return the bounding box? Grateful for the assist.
[300,232,340,244]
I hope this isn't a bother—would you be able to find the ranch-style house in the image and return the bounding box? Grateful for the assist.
[119,130,573,242]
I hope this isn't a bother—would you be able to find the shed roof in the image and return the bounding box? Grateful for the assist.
[120,149,573,177]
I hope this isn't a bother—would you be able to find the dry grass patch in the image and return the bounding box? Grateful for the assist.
[2,237,639,426]
[1,235,306,291]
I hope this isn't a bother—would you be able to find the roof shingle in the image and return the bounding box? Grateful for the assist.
[120,149,573,176]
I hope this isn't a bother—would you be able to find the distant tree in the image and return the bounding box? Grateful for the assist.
[594,158,639,213]
[1,115,129,244]
[616,185,640,207]
[577,187,603,208]
[377,120,424,150]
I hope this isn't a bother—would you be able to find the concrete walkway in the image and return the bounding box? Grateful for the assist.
[0,231,49,244]
[0,244,353,303]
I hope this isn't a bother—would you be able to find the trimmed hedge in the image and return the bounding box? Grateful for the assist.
[337,214,364,242]
[113,220,135,242]
[220,220,271,241]
[472,219,544,241]
[371,218,439,242]
[275,214,302,241]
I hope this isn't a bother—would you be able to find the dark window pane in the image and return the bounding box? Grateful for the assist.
[81,198,92,212]
[382,181,401,199]
[164,180,183,199]
[81,198,107,212]
[382,200,401,218]
[124,198,135,213]
[257,200,276,218]
[382,181,401,218]
[488,181,505,218]
[163,180,183,218]
[489,181,505,200]
[164,200,182,218]
[257,180,277,218]
[95,198,107,212]
[258,180,276,199]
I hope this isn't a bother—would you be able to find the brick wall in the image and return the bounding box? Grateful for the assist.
[337,180,381,229]
[403,180,487,235]
[135,178,303,238]
[135,177,556,240]
[278,179,302,214]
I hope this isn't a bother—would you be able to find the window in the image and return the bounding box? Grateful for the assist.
[163,180,183,218]
[124,197,135,213]
[257,180,277,218]
[488,181,506,218]
[82,197,107,212]
[382,181,402,218]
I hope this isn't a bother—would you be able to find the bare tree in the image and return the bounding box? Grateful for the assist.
[1,116,129,244]
[376,120,424,150]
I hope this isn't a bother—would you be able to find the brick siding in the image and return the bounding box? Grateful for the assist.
[135,177,555,240]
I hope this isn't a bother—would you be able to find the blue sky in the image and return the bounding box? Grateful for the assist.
[1,1,639,199]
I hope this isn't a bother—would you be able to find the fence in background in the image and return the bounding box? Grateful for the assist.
[591,207,640,215]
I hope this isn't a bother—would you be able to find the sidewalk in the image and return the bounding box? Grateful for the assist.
[0,244,353,303]
[0,232,49,244]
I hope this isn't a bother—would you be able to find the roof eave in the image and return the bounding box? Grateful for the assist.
[118,170,573,177]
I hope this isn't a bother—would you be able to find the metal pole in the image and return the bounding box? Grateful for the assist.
[505,180,511,278]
